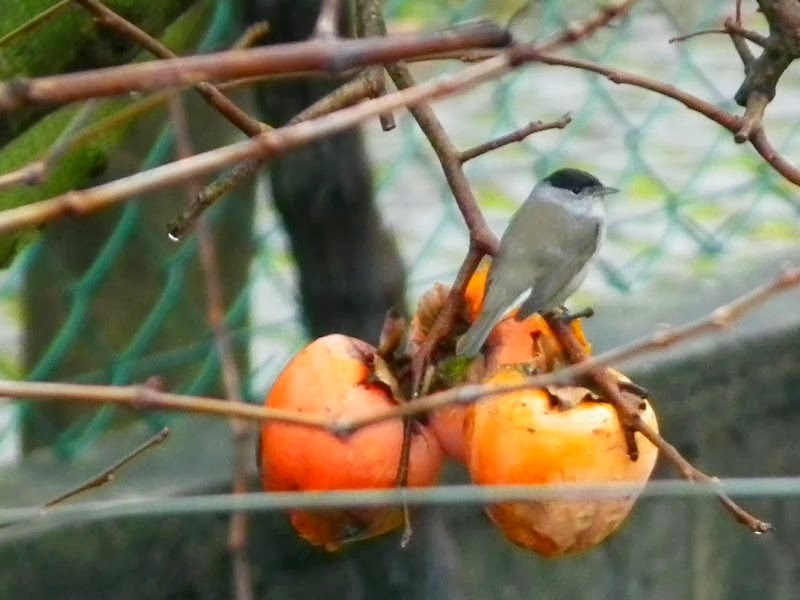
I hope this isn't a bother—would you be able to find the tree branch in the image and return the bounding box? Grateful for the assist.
[40,427,170,509]
[457,113,572,163]
[0,379,334,427]
[507,47,800,186]
[0,55,511,237]
[0,20,511,112]
[73,0,267,136]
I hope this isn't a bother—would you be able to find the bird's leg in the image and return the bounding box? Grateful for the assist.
[550,305,595,323]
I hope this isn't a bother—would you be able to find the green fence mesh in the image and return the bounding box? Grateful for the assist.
[1,0,799,462]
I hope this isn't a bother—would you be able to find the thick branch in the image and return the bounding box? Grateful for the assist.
[0,55,510,236]
[0,21,511,112]
[74,0,266,137]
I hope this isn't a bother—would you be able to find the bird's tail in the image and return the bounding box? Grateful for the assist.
[456,311,501,358]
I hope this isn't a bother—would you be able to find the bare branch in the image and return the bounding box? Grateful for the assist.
[356,0,396,131]
[168,72,377,239]
[73,0,266,136]
[0,20,511,112]
[40,427,170,509]
[458,113,572,163]
[416,0,642,62]
[0,380,333,427]
[388,62,501,391]
[508,48,800,187]
[539,0,640,52]
[0,55,510,237]
[1,268,798,437]
[669,23,768,47]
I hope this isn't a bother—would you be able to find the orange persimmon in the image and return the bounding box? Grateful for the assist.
[259,334,444,551]
[464,368,659,557]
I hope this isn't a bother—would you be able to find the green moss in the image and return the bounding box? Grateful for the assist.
[434,355,475,388]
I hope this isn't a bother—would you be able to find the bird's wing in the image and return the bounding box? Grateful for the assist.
[508,199,602,320]
[515,256,588,320]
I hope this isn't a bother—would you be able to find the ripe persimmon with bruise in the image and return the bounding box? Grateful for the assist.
[259,334,444,551]
[465,368,659,557]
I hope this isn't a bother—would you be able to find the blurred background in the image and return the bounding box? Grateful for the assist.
[0,0,799,598]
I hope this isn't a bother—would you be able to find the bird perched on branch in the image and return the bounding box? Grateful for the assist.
[456,168,618,357]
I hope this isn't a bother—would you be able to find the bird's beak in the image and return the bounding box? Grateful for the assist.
[600,186,620,196]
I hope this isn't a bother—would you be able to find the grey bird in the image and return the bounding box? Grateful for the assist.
[456,168,618,358]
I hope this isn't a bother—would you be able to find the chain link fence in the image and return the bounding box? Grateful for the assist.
[1,0,798,464]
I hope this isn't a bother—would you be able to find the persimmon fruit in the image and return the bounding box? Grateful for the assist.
[259,334,444,550]
[464,368,659,557]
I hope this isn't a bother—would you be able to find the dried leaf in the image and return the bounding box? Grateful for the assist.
[367,353,404,402]
[377,307,407,358]
[407,283,451,354]
[545,385,599,410]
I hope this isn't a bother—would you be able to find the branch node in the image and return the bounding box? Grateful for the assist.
[735,92,769,143]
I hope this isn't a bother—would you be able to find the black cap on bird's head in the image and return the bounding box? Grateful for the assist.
[543,168,619,197]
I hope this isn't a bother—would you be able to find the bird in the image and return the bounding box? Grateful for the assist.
[456,167,618,358]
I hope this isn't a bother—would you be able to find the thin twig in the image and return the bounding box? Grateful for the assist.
[356,0,396,131]
[547,317,773,533]
[507,47,800,186]
[168,71,378,239]
[0,55,511,237]
[40,427,170,509]
[169,96,254,600]
[0,100,99,192]
[457,113,572,163]
[669,23,768,47]
[0,20,511,112]
[73,0,266,136]
[539,0,640,51]
[0,380,334,427]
